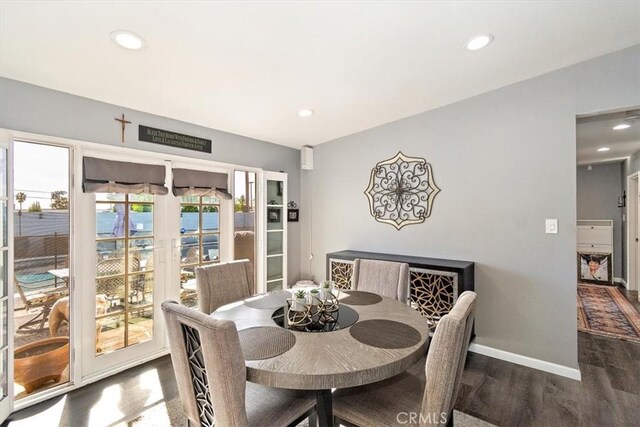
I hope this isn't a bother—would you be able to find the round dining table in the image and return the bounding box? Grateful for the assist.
[211,289,430,427]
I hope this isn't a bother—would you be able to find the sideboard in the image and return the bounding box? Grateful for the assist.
[326,250,475,330]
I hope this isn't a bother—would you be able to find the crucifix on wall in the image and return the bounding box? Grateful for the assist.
[114,113,131,143]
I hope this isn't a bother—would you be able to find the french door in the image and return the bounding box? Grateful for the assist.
[80,153,168,378]
[0,135,11,422]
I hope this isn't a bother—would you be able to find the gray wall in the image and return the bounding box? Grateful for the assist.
[303,45,640,370]
[576,163,623,277]
[0,78,302,283]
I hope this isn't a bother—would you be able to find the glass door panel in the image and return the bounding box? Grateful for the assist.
[178,195,220,308]
[0,140,9,420]
[94,193,154,356]
[262,172,287,292]
[233,171,256,284]
[11,141,71,401]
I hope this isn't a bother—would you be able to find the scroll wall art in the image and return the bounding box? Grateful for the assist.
[364,151,440,230]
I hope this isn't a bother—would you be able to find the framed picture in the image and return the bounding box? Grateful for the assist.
[577,252,612,284]
[288,208,299,222]
[267,208,280,223]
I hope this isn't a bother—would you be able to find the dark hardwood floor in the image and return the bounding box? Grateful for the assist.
[5,289,640,427]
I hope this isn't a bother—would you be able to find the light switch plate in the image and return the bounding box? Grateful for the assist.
[546,219,558,234]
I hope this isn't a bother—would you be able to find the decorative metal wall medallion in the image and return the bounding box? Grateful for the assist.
[364,151,440,230]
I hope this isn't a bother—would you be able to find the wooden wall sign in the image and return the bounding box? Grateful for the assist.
[139,125,212,153]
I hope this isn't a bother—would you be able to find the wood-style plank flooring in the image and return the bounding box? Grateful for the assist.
[5,292,639,426]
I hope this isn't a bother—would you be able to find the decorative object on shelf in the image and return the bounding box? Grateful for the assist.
[364,151,440,230]
[287,201,299,222]
[267,208,281,223]
[285,287,342,332]
[578,252,613,284]
[618,191,626,208]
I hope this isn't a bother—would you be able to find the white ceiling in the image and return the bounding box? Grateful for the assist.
[1,1,640,149]
[577,111,640,165]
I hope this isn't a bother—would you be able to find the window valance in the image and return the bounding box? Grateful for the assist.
[82,157,168,195]
[172,168,232,199]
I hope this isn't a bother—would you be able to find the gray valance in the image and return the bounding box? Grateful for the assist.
[82,157,168,195]
[172,168,232,199]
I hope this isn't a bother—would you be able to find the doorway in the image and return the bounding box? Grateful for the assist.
[576,109,640,346]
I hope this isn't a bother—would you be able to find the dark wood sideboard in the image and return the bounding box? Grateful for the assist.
[326,250,475,330]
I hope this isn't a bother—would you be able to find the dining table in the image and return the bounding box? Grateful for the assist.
[211,289,430,427]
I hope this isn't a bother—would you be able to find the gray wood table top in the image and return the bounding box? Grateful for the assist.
[211,290,430,390]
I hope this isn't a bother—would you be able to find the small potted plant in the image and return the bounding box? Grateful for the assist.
[309,288,320,305]
[292,289,307,311]
[320,280,333,299]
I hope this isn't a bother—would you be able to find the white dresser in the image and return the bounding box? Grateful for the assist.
[577,220,613,257]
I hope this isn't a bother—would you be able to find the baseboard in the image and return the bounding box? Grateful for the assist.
[468,343,582,381]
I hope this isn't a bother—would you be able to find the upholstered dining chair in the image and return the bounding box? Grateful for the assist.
[161,300,316,427]
[332,291,477,427]
[195,259,254,314]
[351,259,410,303]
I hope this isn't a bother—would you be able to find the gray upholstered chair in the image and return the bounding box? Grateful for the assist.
[332,291,477,426]
[195,259,254,314]
[161,300,316,427]
[351,258,410,303]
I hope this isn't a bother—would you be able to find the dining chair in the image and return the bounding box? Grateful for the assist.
[351,258,410,303]
[161,300,316,427]
[195,259,254,314]
[332,291,477,426]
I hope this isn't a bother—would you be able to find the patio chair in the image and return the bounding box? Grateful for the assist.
[15,273,68,332]
[96,257,140,309]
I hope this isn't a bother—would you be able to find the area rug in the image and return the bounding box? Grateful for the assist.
[577,283,640,343]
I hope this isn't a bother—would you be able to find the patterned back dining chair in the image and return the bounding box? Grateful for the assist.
[195,259,254,314]
[161,300,315,427]
[332,291,477,426]
[351,259,410,303]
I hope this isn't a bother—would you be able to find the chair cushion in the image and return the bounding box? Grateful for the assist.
[246,382,316,427]
[333,357,426,426]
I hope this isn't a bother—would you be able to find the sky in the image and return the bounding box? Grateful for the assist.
[14,141,69,209]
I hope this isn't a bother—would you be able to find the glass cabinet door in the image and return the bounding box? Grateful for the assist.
[263,172,287,292]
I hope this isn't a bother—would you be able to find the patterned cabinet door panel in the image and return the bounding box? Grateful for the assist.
[329,259,354,289]
[409,268,458,328]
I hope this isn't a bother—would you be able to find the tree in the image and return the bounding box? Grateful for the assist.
[15,192,26,211]
[28,201,42,212]
[235,195,246,212]
[131,204,152,213]
[51,190,69,210]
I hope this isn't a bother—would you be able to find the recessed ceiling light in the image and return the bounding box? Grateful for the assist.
[466,34,494,51]
[298,109,314,117]
[613,123,631,130]
[597,147,610,152]
[110,30,145,50]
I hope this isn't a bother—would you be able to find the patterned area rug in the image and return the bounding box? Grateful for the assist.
[577,283,640,343]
